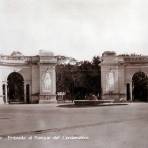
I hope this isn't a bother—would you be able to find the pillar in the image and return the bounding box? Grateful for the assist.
[24,81,26,103]
[5,83,8,104]
[130,82,133,102]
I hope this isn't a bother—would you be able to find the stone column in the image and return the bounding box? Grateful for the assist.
[130,82,133,102]
[0,83,6,104]
[5,83,8,104]
[24,81,26,103]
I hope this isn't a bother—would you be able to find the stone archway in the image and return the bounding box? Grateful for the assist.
[7,72,24,103]
[132,72,148,102]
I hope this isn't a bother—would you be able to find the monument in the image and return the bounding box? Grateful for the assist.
[101,51,148,102]
[0,50,57,104]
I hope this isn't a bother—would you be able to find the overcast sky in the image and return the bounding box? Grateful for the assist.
[0,0,148,60]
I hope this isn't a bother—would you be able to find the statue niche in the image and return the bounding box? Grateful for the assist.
[41,71,52,92]
[106,71,115,92]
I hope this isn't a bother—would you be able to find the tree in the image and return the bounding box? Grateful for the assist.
[56,55,102,100]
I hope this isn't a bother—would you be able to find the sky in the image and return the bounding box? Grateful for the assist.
[0,0,148,60]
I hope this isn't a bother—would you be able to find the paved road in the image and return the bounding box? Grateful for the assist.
[0,103,148,148]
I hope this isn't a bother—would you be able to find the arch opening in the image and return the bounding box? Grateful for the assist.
[132,72,148,102]
[7,72,24,103]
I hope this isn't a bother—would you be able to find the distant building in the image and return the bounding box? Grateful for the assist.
[56,55,77,65]
[101,51,148,102]
[0,50,57,104]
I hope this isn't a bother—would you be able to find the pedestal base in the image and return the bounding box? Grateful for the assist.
[39,95,57,104]
[102,93,126,102]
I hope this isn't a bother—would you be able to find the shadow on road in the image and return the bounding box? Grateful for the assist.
[57,103,128,108]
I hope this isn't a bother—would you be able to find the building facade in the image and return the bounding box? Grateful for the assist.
[0,51,57,104]
[101,51,148,102]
